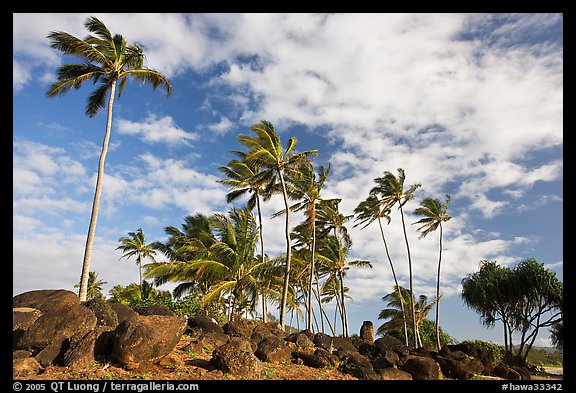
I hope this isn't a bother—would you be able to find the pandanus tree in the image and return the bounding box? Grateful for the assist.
[116,228,158,289]
[354,194,408,346]
[46,16,172,301]
[413,195,452,350]
[369,168,421,348]
[237,120,317,329]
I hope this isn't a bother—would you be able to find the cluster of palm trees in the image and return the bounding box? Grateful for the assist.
[47,16,454,345]
[127,120,372,337]
[353,169,452,349]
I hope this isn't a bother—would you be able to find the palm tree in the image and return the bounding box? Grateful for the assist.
[218,151,272,322]
[116,228,158,289]
[274,163,333,331]
[413,194,452,350]
[316,198,353,244]
[74,271,107,301]
[377,286,438,347]
[144,213,221,314]
[370,168,421,348]
[147,208,274,320]
[354,194,409,346]
[237,120,317,329]
[316,234,372,337]
[109,280,171,305]
[46,16,172,302]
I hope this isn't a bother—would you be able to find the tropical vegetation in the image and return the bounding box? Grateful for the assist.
[461,259,563,366]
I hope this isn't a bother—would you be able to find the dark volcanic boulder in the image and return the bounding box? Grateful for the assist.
[13,308,42,348]
[338,352,380,380]
[436,353,484,380]
[254,336,292,364]
[312,332,333,352]
[286,330,315,348]
[108,302,138,323]
[17,303,97,351]
[211,337,263,377]
[377,367,413,380]
[492,364,521,380]
[84,298,119,328]
[62,326,114,369]
[400,355,443,380]
[293,347,340,369]
[187,315,225,334]
[136,304,175,316]
[111,314,187,370]
[223,318,255,338]
[13,289,79,312]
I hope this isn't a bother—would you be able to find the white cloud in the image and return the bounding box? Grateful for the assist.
[205,116,235,136]
[116,114,197,145]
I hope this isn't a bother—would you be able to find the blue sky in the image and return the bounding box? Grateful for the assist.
[13,13,563,346]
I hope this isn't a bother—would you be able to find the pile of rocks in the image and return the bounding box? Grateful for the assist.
[13,289,530,380]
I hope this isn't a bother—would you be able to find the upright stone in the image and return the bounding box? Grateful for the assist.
[360,321,374,344]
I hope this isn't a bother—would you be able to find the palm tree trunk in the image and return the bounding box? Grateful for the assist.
[278,170,292,330]
[314,272,325,333]
[256,195,267,323]
[435,224,443,350]
[78,81,116,302]
[313,286,334,335]
[399,206,418,349]
[138,254,143,289]
[378,217,409,347]
[339,271,349,337]
[307,217,316,331]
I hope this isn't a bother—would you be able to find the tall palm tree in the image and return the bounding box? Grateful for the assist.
[237,120,317,329]
[316,234,372,337]
[74,271,107,301]
[46,16,172,302]
[354,194,409,346]
[413,195,452,350]
[370,168,421,348]
[116,228,158,289]
[218,151,272,321]
[274,163,333,331]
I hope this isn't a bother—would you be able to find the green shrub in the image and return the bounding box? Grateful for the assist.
[461,340,505,365]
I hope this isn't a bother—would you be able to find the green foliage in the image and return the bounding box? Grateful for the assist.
[525,347,563,367]
[461,258,563,366]
[386,319,454,350]
[461,340,506,365]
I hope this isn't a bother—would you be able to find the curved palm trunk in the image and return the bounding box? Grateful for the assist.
[339,270,349,337]
[313,285,334,335]
[435,224,443,350]
[78,81,116,302]
[314,272,326,333]
[307,211,316,331]
[399,206,418,348]
[378,217,409,347]
[255,195,268,323]
[278,170,292,330]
